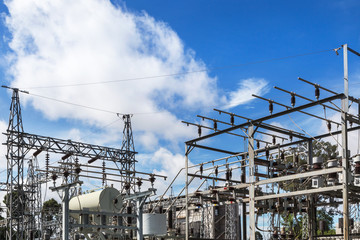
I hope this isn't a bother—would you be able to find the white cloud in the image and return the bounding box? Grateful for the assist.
[137,147,193,195]
[3,0,270,151]
[224,78,269,109]
[2,0,271,198]
[3,0,220,148]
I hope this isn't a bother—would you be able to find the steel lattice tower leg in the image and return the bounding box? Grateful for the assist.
[225,203,237,240]
[202,204,214,239]
[120,114,136,194]
[25,157,42,239]
[5,89,26,240]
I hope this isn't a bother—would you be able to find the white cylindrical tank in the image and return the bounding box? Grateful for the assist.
[143,213,167,236]
[327,159,338,168]
[69,187,122,219]
[313,156,323,164]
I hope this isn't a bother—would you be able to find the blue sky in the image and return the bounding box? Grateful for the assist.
[0,0,360,198]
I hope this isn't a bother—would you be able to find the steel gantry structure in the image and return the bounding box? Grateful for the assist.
[1,86,157,240]
[181,44,360,240]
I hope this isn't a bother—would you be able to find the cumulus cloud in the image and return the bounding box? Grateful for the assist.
[137,147,192,194]
[3,0,269,150]
[2,0,271,197]
[224,78,269,109]
[3,0,223,147]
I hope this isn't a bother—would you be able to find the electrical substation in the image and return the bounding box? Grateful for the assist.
[1,44,360,240]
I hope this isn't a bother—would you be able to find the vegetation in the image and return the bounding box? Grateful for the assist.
[42,198,61,220]
[280,140,339,238]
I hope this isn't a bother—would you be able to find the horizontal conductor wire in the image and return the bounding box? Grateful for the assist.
[18,48,335,90]
[25,92,163,116]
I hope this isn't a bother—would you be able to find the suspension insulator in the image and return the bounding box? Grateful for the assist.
[229,169,232,179]
[45,153,50,177]
[198,126,202,137]
[272,136,276,145]
[75,165,82,174]
[269,101,273,114]
[291,94,296,107]
[213,121,217,131]
[137,178,143,188]
[315,86,320,100]
[225,170,230,181]
[51,173,57,182]
[63,169,70,178]
[230,114,235,125]
[200,164,203,175]
[327,121,331,131]
[215,166,218,177]
[281,151,285,160]
[256,141,260,149]
[265,148,270,159]
[289,135,293,142]
[149,174,156,183]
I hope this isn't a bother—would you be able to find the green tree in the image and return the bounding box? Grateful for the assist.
[316,208,336,235]
[280,141,338,237]
[42,198,61,220]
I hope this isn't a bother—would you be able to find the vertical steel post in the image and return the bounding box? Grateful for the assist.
[62,186,69,240]
[185,144,189,240]
[137,197,144,240]
[241,155,247,240]
[306,140,316,239]
[342,43,350,240]
[248,125,256,240]
[6,89,26,240]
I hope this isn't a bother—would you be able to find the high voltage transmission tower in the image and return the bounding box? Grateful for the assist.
[1,85,164,240]
[4,87,27,240]
[120,114,137,194]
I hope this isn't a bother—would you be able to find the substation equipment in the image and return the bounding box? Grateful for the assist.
[144,44,360,240]
[1,85,167,240]
[2,44,360,240]
[179,44,360,240]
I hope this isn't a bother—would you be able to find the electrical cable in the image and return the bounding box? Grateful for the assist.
[17,49,335,90]
[288,114,327,149]
[24,91,164,116]
[323,107,343,148]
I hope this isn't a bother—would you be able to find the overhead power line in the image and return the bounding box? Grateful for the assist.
[19,91,163,116]
[19,48,335,90]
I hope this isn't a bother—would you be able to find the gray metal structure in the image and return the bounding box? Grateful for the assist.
[5,88,26,240]
[2,86,163,239]
[181,44,360,240]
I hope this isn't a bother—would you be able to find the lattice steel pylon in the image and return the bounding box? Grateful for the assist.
[201,203,214,239]
[25,156,42,239]
[120,114,136,194]
[5,88,26,240]
[225,203,237,240]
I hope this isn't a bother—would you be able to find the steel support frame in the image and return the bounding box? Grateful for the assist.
[248,125,256,240]
[3,90,140,240]
[186,93,345,145]
[120,114,137,193]
[342,43,350,240]
[4,131,136,161]
[5,89,26,240]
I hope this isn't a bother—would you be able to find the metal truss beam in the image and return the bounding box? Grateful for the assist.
[4,131,136,162]
[186,93,345,144]
[243,185,343,202]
